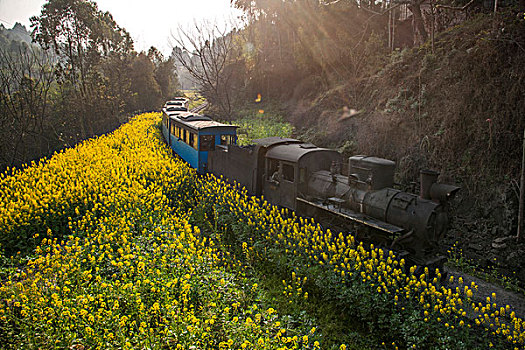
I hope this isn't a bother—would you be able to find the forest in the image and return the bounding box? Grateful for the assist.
[0,1,179,171]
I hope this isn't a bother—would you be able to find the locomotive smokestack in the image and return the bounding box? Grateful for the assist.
[420,170,439,200]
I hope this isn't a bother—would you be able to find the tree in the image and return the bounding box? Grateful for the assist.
[231,0,389,95]
[30,0,133,139]
[99,51,134,119]
[0,46,56,167]
[129,53,162,111]
[148,46,180,101]
[171,21,242,117]
[155,57,179,100]
[389,0,427,45]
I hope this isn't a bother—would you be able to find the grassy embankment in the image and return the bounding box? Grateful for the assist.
[182,91,207,111]
[227,106,294,146]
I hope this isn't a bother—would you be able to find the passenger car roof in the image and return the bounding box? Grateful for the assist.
[169,112,238,131]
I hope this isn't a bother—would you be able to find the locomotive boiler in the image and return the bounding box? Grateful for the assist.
[300,156,459,266]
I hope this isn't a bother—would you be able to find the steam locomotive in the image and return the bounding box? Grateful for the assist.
[161,107,460,267]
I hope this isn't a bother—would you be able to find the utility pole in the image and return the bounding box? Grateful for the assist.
[518,129,525,242]
[391,7,396,51]
[388,4,392,49]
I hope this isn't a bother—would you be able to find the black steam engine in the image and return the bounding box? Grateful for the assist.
[206,137,459,267]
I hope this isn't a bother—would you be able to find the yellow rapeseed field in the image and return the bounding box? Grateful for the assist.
[0,113,315,349]
[0,112,524,349]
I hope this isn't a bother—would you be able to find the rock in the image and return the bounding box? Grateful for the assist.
[493,237,506,244]
[468,243,483,251]
[506,252,519,262]
[492,236,516,249]
[494,236,516,244]
[492,242,507,249]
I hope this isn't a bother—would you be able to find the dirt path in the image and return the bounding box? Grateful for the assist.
[445,266,525,320]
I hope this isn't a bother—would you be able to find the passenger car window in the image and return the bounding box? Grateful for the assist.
[190,133,198,150]
[189,132,193,144]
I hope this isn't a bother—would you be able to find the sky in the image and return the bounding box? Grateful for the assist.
[0,0,242,55]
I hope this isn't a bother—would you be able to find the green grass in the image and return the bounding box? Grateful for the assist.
[228,107,294,145]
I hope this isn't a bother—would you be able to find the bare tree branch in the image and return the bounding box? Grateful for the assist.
[435,0,475,11]
[171,19,240,117]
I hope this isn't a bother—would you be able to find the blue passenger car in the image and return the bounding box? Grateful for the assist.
[161,111,237,173]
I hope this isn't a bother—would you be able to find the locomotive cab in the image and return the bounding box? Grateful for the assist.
[262,142,341,211]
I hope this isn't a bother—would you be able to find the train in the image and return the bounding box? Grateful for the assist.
[164,97,190,111]
[161,104,460,268]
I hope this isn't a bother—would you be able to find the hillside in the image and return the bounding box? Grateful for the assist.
[284,12,525,283]
[0,23,33,48]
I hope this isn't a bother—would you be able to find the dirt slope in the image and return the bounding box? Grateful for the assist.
[289,12,525,283]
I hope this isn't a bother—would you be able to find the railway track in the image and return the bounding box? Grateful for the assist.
[190,101,208,113]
